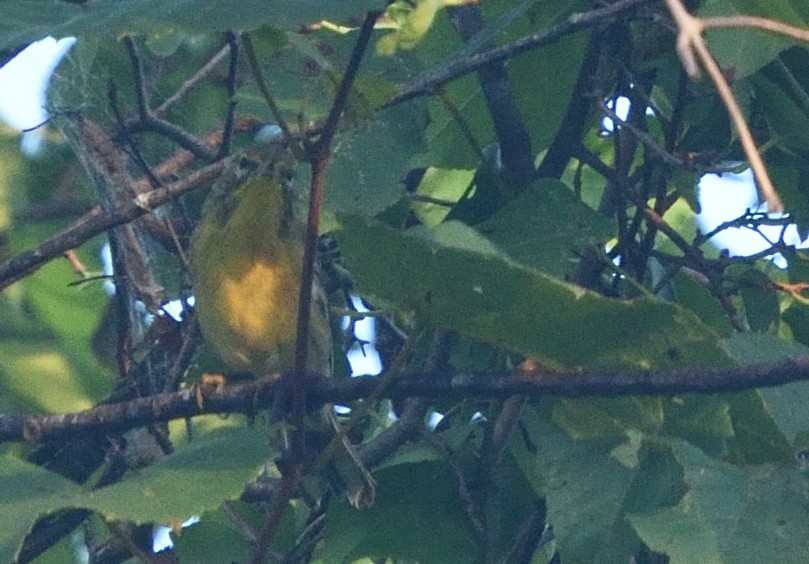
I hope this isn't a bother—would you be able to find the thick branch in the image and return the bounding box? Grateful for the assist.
[448,4,535,188]
[4,356,809,444]
[535,30,601,179]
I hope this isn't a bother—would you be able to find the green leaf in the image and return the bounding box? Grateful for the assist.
[701,0,799,79]
[86,426,267,523]
[325,103,427,217]
[784,303,809,347]
[19,253,113,403]
[0,0,384,50]
[0,339,101,413]
[510,404,648,563]
[724,391,794,464]
[663,395,734,442]
[0,427,267,560]
[0,455,84,564]
[0,225,113,412]
[628,440,809,563]
[337,215,732,370]
[444,143,511,225]
[172,501,299,563]
[750,74,809,155]
[553,397,665,440]
[721,333,809,451]
[738,268,780,332]
[722,331,809,364]
[479,178,614,278]
[412,20,587,170]
[509,30,588,156]
[412,167,475,226]
[321,460,478,563]
[759,380,809,446]
[377,0,465,55]
[671,273,735,337]
[415,75,492,170]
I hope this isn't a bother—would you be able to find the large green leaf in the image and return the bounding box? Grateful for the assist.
[321,460,478,563]
[701,0,800,79]
[0,223,113,412]
[723,333,809,454]
[325,103,427,217]
[338,215,732,370]
[0,339,101,413]
[509,402,648,562]
[17,244,113,403]
[0,0,384,50]
[408,0,588,170]
[87,426,267,523]
[0,426,267,560]
[553,397,665,440]
[750,74,809,157]
[0,455,83,563]
[628,440,809,563]
[479,178,614,278]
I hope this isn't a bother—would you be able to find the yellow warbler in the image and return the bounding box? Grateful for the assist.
[190,156,374,508]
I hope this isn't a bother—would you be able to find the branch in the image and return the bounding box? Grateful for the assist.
[385,0,653,107]
[122,37,218,162]
[5,356,809,444]
[0,159,230,290]
[702,15,809,41]
[253,13,381,564]
[535,30,601,179]
[663,0,784,211]
[155,41,233,117]
[448,3,535,188]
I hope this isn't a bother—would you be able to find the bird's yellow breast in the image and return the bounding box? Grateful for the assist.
[191,175,307,374]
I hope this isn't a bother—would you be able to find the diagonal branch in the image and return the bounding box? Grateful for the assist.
[448,3,535,188]
[663,0,784,211]
[385,0,653,107]
[0,159,230,291]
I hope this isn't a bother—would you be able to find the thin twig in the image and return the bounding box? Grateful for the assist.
[0,159,230,290]
[242,33,294,141]
[436,88,485,159]
[663,0,784,211]
[123,36,218,161]
[250,465,303,564]
[385,0,653,107]
[645,207,748,331]
[702,15,809,42]
[155,42,233,116]
[252,12,382,564]
[216,32,239,159]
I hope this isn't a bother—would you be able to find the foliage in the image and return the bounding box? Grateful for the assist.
[2,0,809,562]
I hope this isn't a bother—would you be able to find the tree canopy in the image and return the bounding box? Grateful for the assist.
[2,0,809,562]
